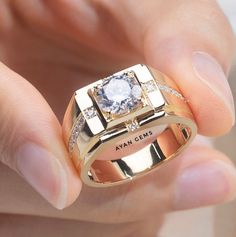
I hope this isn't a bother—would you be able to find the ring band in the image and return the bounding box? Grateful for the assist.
[63,64,197,187]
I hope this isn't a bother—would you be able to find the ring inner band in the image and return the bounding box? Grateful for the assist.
[85,121,192,185]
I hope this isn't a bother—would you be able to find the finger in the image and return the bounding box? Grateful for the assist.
[101,0,235,136]
[0,214,160,237]
[0,62,81,209]
[171,138,236,210]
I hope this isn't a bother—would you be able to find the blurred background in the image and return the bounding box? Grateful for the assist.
[160,1,236,236]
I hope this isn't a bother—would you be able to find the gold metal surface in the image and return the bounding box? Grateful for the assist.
[63,64,197,187]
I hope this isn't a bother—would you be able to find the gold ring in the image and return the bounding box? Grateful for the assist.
[62,64,197,187]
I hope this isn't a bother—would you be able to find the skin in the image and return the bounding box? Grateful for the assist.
[0,0,236,236]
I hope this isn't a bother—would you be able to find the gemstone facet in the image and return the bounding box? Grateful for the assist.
[94,73,142,115]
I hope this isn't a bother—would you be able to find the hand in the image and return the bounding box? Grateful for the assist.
[0,0,235,236]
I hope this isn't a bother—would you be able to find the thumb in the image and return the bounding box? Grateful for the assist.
[110,0,235,136]
[142,0,235,136]
[0,62,81,209]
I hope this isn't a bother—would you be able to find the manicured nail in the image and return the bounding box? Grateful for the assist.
[16,143,68,209]
[174,160,236,210]
[192,51,235,125]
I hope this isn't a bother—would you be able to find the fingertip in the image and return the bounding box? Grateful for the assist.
[191,89,234,137]
[61,162,83,210]
[219,160,236,203]
[191,51,235,134]
[145,40,235,136]
[15,142,82,210]
[52,141,83,210]
[173,155,236,210]
[0,62,83,210]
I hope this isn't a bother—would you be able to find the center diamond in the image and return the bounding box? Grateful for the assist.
[94,73,143,115]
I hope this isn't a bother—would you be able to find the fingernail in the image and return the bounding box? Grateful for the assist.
[16,143,68,209]
[174,160,236,210]
[192,51,235,125]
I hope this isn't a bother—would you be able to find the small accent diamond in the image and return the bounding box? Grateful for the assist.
[126,119,140,132]
[83,106,97,119]
[143,80,157,92]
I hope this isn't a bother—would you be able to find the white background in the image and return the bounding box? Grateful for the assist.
[218,0,236,33]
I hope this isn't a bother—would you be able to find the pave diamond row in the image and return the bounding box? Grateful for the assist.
[157,84,185,101]
[143,80,185,101]
[68,113,85,154]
